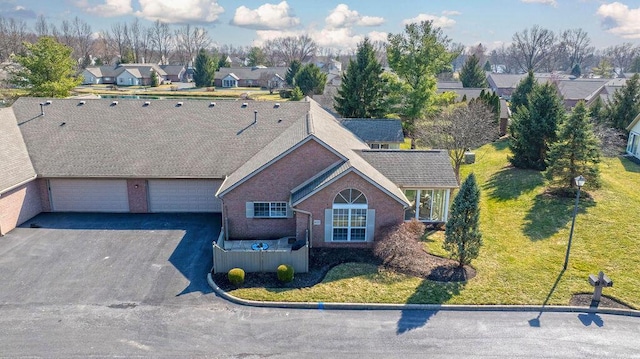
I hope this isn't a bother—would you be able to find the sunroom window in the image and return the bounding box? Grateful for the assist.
[404,189,448,222]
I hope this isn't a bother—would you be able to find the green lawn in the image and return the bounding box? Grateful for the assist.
[228,140,640,308]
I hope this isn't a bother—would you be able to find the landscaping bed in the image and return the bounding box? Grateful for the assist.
[212,247,472,292]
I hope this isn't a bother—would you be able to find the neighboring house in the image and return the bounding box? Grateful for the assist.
[214,66,288,88]
[0,98,458,248]
[340,119,404,149]
[82,63,168,86]
[160,65,186,83]
[626,114,640,161]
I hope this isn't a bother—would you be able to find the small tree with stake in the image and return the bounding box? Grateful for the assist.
[444,173,482,268]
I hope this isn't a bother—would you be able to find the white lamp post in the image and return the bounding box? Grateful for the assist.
[563,175,586,270]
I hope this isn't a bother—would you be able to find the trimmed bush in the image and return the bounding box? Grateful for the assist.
[277,264,294,283]
[227,268,245,286]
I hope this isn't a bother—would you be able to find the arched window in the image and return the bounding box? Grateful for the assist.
[332,189,368,241]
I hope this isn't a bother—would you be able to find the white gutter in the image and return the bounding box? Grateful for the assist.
[0,174,37,197]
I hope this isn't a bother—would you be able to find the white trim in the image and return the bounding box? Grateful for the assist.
[0,174,37,196]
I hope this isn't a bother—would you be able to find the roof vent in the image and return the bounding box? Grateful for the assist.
[209,102,216,107]
[45,100,52,105]
[143,101,150,106]
[176,101,183,107]
[274,103,280,108]
[78,100,86,106]
[242,102,248,107]
[253,110,258,124]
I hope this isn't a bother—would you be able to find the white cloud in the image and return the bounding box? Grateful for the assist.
[78,0,133,17]
[597,2,640,39]
[521,0,557,6]
[325,4,384,29]
[402,14,456,28]
[367,31,388,44]
[231,1,300,30]
[442,10,461,16]
[134,0,224,23]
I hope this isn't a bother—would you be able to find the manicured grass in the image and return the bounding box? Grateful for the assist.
[228,139,640,308]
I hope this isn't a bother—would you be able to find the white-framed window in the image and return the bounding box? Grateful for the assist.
[252,202,288,218]
[627,132,639,156]
[331,189,368,241]
[404,189,449,222]
[223,79,237,87]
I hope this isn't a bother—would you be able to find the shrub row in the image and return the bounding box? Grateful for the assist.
[227,264,295,287]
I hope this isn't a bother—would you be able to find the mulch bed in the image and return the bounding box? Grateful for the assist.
[212,247,475,291]
[569,293,634,310]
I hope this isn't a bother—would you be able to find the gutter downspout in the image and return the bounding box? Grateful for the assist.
[290,205,313,249]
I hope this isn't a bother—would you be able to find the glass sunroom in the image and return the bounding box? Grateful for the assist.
[403,189,451,223]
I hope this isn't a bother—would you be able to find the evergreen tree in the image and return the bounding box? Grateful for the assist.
[294,64,327,97]
[193,48,217,88]
[593,59,614,78]
[472,90,500,123]
[460,54,487,88]
[588,96,607,124]
[571,63,581,78]
[247,46,266,67]
[509,71,536,115]
[285,59,302,87]
[150,69,159,87]
[605,73,640,130]
[334,38,385,118]
[545,101,601,189]
[444,173,482,267]
[218,54,231,68]
[290,86,304,101]
[509,82,565,170]
[483,60,492,72]
[10,36,81,98]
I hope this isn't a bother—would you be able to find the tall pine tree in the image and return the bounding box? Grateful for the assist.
[545,101,601,189]
[444,173,482,267]
[605,73,640,130]
[509,71,536,115]
[459,54,487,88]
[193,48,217,88]
[509,82,565,170]
[334,38,385,118]
[285,60,302,87]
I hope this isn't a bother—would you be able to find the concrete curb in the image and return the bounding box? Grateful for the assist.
[207,273,640,317]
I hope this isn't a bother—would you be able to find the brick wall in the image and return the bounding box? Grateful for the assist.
[37,179,51,212]
[127,179,148,213]
[0,180,43,235]
[223,139,341,240]
[296,171,405,248]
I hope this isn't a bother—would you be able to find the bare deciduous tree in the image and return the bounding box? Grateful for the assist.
[150,20,173,65]
[420,101,497,182]
[0,17,29,61]
[560,28,594,72]
[605,42,638,75]
[510,25,556,72]
[175,24,212,65]
[263,35,317,66]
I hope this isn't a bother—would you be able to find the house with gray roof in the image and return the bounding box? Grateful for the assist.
[214,66,288,89]
[340,119,404,149]
[1,98,458,252]
[82,63,168,86]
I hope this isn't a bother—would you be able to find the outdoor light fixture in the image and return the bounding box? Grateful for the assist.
[564,175,586,270]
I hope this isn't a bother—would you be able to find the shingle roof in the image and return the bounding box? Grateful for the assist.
[218,99,411,206]
[555,79,608,101]
[13,98,310,178]
[160,65,185,76]
[215,67,288,81]
[0,108,36,193]
[356,150,459,188]
[340,119,404,143]
[291,162,350,204]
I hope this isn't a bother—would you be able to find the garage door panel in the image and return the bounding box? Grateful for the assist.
[50,179,129,212]
[148,179,221,212]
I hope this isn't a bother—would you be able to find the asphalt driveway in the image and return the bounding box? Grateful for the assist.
[0,213,220,307]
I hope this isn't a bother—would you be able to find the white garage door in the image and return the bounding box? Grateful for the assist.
[49,179,129,212]
[148,179,221,212]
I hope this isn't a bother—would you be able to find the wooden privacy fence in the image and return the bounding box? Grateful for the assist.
[212,228,309,273]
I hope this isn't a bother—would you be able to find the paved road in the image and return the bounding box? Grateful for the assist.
[0,213,639,358]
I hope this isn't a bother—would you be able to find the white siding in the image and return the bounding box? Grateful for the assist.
[49,179,129,212]
[148,179,221,212]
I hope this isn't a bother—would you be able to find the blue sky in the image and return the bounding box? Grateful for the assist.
[2,0,640,51]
